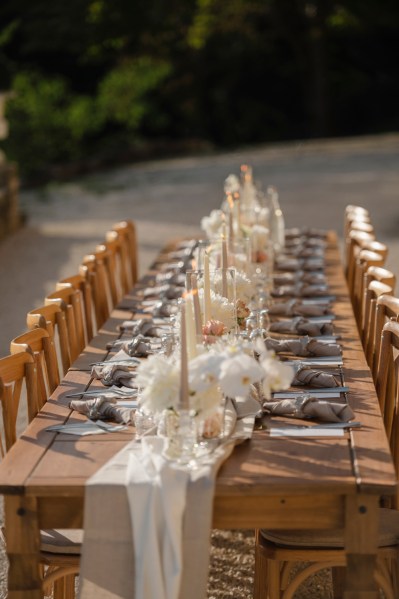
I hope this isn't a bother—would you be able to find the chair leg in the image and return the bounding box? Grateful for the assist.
[268,560,282,599]
[64,573,76,599]
[332,565,346,599]
[53,577,66,599]
[254,533,268,599]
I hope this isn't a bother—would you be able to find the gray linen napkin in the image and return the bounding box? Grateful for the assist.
[156,272,186,287]
[119,319,165,337]
[269,300,332,317]
[122,336,153,357]
[265,336,341,357]
[69,396,134,424]
[151,301,179,318]
[275,258,325,272]
[272,284,330,298]
[91,363,137,388]
[263,395,354,422]
[291,364,340,388]
[269,317,334,337]
[273,272,326,286]
[144,284,183,300]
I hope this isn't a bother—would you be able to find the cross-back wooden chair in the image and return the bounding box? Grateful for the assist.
[105,229,131,295]
[45,286,86,363]
[112,219,138,287]
[375,321,399,468]
[362,281,394,361]
[10,328,59,412]
[57,273,95,341]
[345,229,375,286]
[371,295,399,382]
[81,253,111,329]
[0,352,39,454]
[362,267,396,353]
[93,243,121,307]
[0,352,81,599]
[352,247,387,328]
[254,326,399,599]
[27,304,71,375]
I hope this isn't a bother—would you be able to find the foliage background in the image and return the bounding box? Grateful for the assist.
[0,0,398,181]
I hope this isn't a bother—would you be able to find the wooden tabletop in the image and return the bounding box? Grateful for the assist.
[0,234,396,532]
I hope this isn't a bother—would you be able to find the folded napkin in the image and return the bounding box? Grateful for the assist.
[273,272,326,286]
[272,284,330,298]
[78,395,256,599]
[69,396,134,424]
[156,272,186,287]
[291,364,340,388]
[150,301,179,318]
[265,336,341,357]
[91,363,137,388]
[269,317,334,337]
[288,247,325,258]
[122,335,153,357]
[269,300,332,317]
[275,257,325,272]
[143,284,183,300]
[119,318,165,337]
[263,394,354,422]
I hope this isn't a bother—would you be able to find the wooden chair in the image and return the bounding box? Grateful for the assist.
[254,328,399,599]
[10,328,60,411]
[375,321,399,460]
[371,295,399,381]
[345,229,375,286]
[104,230,131,296]
[45,286,86,362]
[93,243,121,307]
[27,304,71,375]
[362,281,394,360]
[362,267,396,354]
[81,253,111,329]
[0,352,39,454]
[0,352,80,598]
[352,248,387,328]
[57,273,96,341]
[112,219,138,287]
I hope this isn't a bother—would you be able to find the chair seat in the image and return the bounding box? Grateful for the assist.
[261,508,399,549]
[40,529,83,555]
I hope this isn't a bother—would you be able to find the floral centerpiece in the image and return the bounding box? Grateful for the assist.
[135,337,294,419]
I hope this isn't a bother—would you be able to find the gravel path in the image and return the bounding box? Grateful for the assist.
[0,133,398,597]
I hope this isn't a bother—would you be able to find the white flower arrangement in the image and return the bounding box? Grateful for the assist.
[200,209,224,239]
[208,268,256,304]
[197,287,236,331]
[136,337,294,417]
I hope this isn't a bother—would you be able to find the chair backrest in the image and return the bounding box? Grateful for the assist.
[352,248,386,327]
[27,304,71,375]
[375,321,399,495]
[105,230,131,295]
[112,220,138,287]
[45,287,86,362]
[373,295,399,381]
[345,229,375,286]
[94,244,120,307]
[0,352,39,455]
[81,254,111,329]
[10,328,59,410]
[57,273,95,341]
[363,280,394,364]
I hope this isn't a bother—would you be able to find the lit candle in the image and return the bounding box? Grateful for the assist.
[185,293,197,360]
[203,253,212,324]
[221,238,228,298]
[179,302,189,409]
[191,274,202,336]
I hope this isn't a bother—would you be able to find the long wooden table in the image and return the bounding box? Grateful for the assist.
[0,233,397,599]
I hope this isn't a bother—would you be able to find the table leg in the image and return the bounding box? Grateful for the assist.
[344,494,379,599]
[4,495,42,599]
